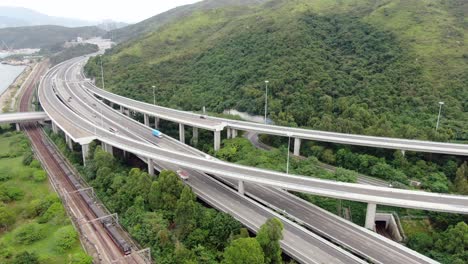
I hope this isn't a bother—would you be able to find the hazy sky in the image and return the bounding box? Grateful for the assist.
[0,0,202,23]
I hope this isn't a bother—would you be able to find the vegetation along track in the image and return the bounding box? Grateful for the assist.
[17,60,140,263]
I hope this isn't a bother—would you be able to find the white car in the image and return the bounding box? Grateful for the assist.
[176,169,189,181]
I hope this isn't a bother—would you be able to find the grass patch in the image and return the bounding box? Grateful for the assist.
[0,132,90,263]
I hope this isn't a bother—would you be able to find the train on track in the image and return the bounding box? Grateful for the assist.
[42,138,132,256]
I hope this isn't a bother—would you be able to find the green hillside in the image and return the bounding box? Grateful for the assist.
[85,0,467,141]
[0,25,105,49]
[107,0,269,43]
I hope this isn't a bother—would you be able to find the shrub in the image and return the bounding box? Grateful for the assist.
[70,252,93,264]
[29,160,41,169]
[0,167,11,182]
[53,226,78,253]
[32,170,47,182]
[11,251,39,264]
[38,202,65,224]
[0,185,24,202]
[0,203,15,228]
[13,223,45,245]
[22,151,34,166]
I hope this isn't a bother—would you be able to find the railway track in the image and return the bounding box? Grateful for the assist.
[17,60,143,263]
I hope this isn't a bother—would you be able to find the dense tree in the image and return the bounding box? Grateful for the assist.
[256,218,284,264]
[175,186,197,239]
[148,170,184,212]
[452,162,468,194]
[223,238,264,264]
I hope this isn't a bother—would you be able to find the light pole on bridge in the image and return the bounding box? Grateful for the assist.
[152,85,156,105]
[436,101,444,131]
[264,80,269,125]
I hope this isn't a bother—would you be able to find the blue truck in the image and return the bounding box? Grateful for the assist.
[152,129,163,138]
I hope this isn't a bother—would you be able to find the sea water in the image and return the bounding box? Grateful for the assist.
[0,53,26,95]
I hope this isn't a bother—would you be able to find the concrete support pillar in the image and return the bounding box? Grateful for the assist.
[101,142,113,155]
[82,144,89,166]
[148,158,155,176]
[120,105,124,114]
[238,180,245,195]
[214,130,221,151]
[110,102,114,108]
[401,150,406,157]
[179,124,185,143]
[293,138,301,156]
[154,117,160,129]
[365,203,377,230]
[232,129,238,138]
[52,121,58,134]
[15,123,20,131]
[227,128,231,139]
[65,134,73,150]
[123,150,128,159]
[193,127,199,145]
[144,114,149,126]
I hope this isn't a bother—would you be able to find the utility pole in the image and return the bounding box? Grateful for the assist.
[264,80,269,124]
[436,101,444,131]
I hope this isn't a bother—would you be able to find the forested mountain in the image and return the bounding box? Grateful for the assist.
[0,25,105,49]
[107,0,269,43]
[86,0,468,142]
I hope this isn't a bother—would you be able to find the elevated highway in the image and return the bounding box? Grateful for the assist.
[41,57,366,264]
[0,111,49,130]
[39,56,459,263]
[84,83,468,156]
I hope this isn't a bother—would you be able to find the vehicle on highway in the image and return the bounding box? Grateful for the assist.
[108,127,118,133]
[200,114,207,119]
[152,129,163,138]
[176,169,189,180]
[67,96,72,102]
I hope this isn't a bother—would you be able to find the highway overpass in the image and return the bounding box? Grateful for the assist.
[0,111,49,130]
[83,83,468,156]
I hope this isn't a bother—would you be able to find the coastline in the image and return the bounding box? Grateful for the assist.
[0,64,33,113]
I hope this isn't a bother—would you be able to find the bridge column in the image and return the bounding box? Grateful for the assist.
[148,158,155,176]
[154,117,160,129]
[120,105,124,114]
[123,150,128,159]
[52,121,59,134]
[110,102,114,108]
[101,142,113,156]
[144,114,149,126]
[238,180,245,195]
[232,129,238,138]
[401,150,406,157]
[192,127,199,145]
[293,138,301,156]
[227,128,231,139]
[65,134,73,150]
[81,144,89,166]
[214,130,221,151]
[179,124,185,143]
[365,203,377,230]
[15,123,20,131]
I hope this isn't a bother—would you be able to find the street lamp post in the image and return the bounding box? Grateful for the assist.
[99,55,105,89]
[286,133,292,174]
[264,80,269,124]
[436,101,444,131]
[152,85,156,105]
